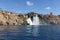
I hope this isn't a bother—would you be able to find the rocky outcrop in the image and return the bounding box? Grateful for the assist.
[0,10,60,25]
[0,10,26,25]
[43,12,60,24]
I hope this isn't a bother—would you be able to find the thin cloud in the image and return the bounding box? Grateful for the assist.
[46,6,51,10]
[26,1,34,6]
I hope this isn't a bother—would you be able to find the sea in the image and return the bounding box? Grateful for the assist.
[0,25,60,40]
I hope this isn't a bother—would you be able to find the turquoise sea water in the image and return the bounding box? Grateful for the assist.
[0,25,60,40]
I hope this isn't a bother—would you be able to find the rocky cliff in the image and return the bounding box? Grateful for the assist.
[0,10,27,25]
[0,10,60,25]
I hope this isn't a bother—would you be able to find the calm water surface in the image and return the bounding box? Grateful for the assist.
[0,25,60,40]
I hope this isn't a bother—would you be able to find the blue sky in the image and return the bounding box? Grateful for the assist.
[0,0,60,15]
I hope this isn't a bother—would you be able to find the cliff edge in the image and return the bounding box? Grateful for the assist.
[0,10,60,25]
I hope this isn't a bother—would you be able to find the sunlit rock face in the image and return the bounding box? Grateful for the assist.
[0,10,26,25]
[0,10,60,25]
[42,12,60,25]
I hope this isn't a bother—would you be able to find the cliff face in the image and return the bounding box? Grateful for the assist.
[0,10,60,25]
[0,10,26,25]
[43,14,60,24]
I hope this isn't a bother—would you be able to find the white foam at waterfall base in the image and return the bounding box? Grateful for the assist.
[27,15,40,25]
[27,18,33,25]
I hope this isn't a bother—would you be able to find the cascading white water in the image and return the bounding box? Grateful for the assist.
[27,18,33,25]
[27,15,40,25]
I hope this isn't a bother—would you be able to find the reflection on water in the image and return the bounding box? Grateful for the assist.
[0,25,60,40]
[32,26,39,36]
[26,25,39,36]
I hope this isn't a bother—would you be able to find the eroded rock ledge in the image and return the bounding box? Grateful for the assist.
[0,10,60,25]
[0,10,27,25]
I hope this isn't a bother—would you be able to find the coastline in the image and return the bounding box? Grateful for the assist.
[0,10,60,25]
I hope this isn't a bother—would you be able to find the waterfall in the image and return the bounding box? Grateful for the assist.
[27,14,40,25]
[27,18,33,25]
